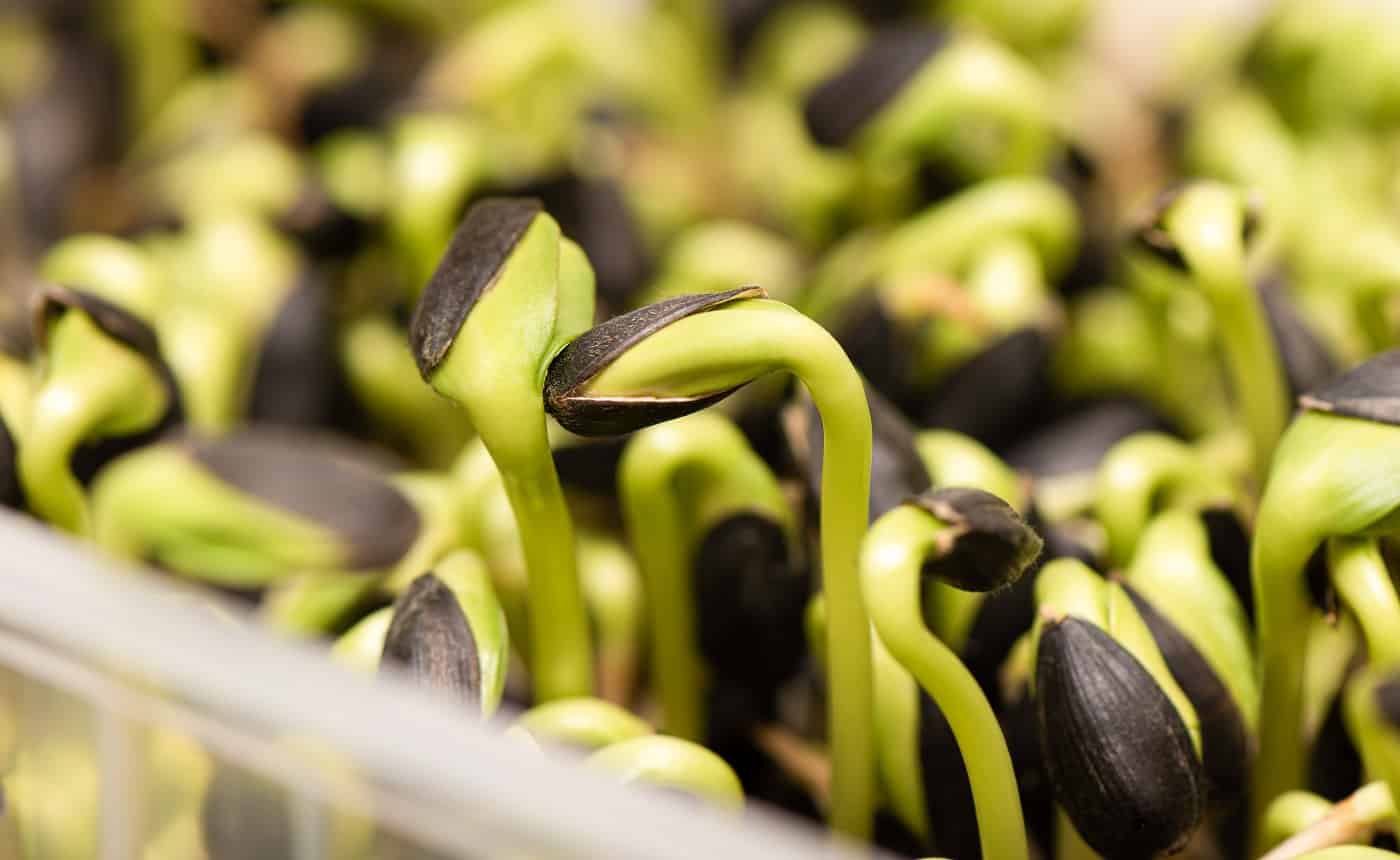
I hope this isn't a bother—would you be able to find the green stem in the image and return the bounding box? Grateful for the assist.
[871,631,927,838]
[1252,498,1323,854]
[1212,282,1289,483]
[618,424,720,741]
[1167,185,1288,484]
[1328,538,1400,669]
[587,299,875,836]
[496,429,592,702]
[862,506,1028,860]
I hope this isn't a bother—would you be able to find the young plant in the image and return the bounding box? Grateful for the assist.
[1252,350,1400,842]
[544,286,876,838]
[409,196,596,701]
[803,27,1057,180]
[89,428,421,588]
[1132,181,1287,481]
[803,177,1077,432]
[618,412,798,740]
[21,236,182,534]
[860,487,1043,860]
[1032,559,1207,860]
[450,437,643,706]
[377,553,510,718]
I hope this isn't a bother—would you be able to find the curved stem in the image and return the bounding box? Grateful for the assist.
[1096,433,1231,569]
[871,630,927,838]
[792,332,876,840]
[862,506,1028,860]
[588,299,875,836]
[21,326,168,535]
[1168,185,1288,483]
[1213,278,1289,483]
[1328,538,1400,669]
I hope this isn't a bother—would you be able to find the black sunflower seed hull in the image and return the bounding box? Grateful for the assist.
[1298,349,1400,426]
[1122,584,1252,803]
[1258,272,1337,400]
[0,414,23,510]
[498,172,653,310]
[408,197,543,377]
[248,270,339,427]
[1004,397,1170,480]
[1200,506,1255,621]
[187,428,420,571]
[914,327,1054,450]
[830,289,915,404]
[913,487,1043,592]
[380,573,482,707]
[543,286,765,436]
[695,512,809,691]
[802,26,949,149]
[1035,616,1205,860]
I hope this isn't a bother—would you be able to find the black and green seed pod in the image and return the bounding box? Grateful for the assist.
[1121,510,1258,803]
[1032,560,1206,860]
[20,236,183,534]
[545,286,766,436]
[89,427,422,588]
[802,25,1056,180]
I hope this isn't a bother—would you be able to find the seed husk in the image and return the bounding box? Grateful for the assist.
[1122,583,1253,802]
[186,428,420,571]
[543,286,765,436]
[1035,616,1205,860]
[1258,273,1337,400]
[1004,398,1169,479]
[497,172,653,310]
[802,26,950,148]
[247,269,338,427]
[694,511,809,692]
[913,487,1043,593]
[1298,349,1400,426]
[380,573,482,707]
[1200,506,1255,620]
[914,327,1054,449]
[408,197,544,377]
